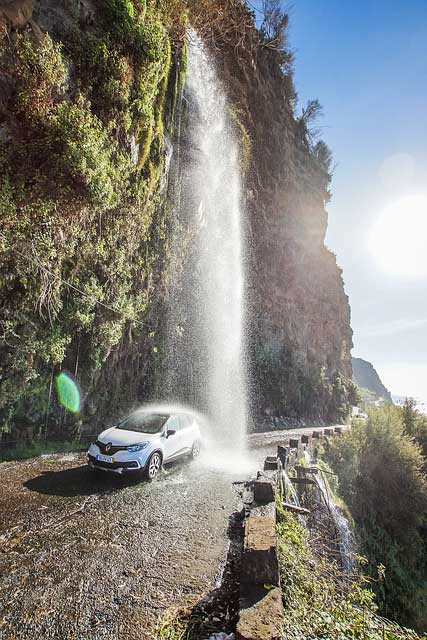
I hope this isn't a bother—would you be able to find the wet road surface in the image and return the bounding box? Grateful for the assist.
[0,428,324,639]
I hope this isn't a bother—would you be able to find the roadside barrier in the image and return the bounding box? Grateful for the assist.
[235,426,345,640]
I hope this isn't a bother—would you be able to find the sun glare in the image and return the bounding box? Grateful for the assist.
[369,194,427,278]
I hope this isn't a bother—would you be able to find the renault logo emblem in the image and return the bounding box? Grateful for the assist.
[105,443,112,452]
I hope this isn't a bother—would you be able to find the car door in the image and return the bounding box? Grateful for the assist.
[163,415,181,461]
[178,414,193,452]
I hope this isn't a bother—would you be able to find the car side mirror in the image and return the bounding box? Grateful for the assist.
[166,429,176,438]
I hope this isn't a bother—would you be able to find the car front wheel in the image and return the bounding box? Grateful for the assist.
[145,452,162,480]
[191,440,201,460]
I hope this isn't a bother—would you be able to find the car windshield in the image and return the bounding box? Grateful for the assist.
[116,412,169,434]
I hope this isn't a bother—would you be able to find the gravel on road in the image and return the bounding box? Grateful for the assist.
[0,428,326,639]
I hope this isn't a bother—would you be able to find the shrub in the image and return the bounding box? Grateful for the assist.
[277,505,424,639]
[46,98,131,209]
[324,407,427,631]
[14,32,67,119]
[254,342,354,420]
[0,3,179,442]
[104,0,136,40]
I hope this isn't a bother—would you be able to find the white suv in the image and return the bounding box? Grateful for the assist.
[87,410,202,480]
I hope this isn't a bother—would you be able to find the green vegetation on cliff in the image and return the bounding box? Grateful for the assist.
[0,0,186,441]
[277,504,424,639]
[255,347,359,422]
[324,406,427,632]
[0,0,355,445]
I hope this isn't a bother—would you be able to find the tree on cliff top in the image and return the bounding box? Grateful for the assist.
[259,0,288,48]
[258,0,293,71]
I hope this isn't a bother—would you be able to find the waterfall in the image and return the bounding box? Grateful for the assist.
[164,30,247,445]
[283,470,301,507]
[315,472,355,573]
[330,501,355,573]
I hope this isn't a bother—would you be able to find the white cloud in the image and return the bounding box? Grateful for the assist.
[359,316,427,338]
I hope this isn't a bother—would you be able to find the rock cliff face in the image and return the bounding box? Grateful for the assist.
[209,9,354,421]
[0,0,355,445]
[352,357,392,403]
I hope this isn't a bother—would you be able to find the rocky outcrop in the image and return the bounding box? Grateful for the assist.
[0,0,33,28]
[352,357,392,403]
[212,10,354,421]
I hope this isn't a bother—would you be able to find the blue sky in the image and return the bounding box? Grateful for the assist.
[254,1,427,397]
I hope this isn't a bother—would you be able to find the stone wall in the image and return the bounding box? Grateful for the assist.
[236,427,346,639]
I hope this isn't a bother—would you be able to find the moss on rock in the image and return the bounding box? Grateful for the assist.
[0,1,186,438]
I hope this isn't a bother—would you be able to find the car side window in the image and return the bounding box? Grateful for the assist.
[179,415,191,430]
[167,416,180,432]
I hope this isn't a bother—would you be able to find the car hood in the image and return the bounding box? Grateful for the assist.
[97,427,159,446]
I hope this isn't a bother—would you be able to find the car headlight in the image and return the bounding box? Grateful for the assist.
[127,442,149,452]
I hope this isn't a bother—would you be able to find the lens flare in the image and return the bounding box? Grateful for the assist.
[56,372,81,413]
[369,193,427,278]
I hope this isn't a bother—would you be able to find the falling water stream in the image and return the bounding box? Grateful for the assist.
[316,472,355,572]
[164,31,247,447]
[283,470,301,507]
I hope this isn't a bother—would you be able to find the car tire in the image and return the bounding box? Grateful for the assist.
[145,452,162,480]
[191,440,201,460]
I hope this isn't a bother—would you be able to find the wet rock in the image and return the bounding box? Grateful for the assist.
[253,480,274,503]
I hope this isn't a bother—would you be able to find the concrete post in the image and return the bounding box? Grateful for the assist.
[289,437,300,450]
[277,445,288,468]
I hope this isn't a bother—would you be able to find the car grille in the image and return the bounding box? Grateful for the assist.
[95,440,129,456]
[88,454,139,470]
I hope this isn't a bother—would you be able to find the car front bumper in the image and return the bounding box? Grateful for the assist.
[87,453,142,474]
[86,441,152,475]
